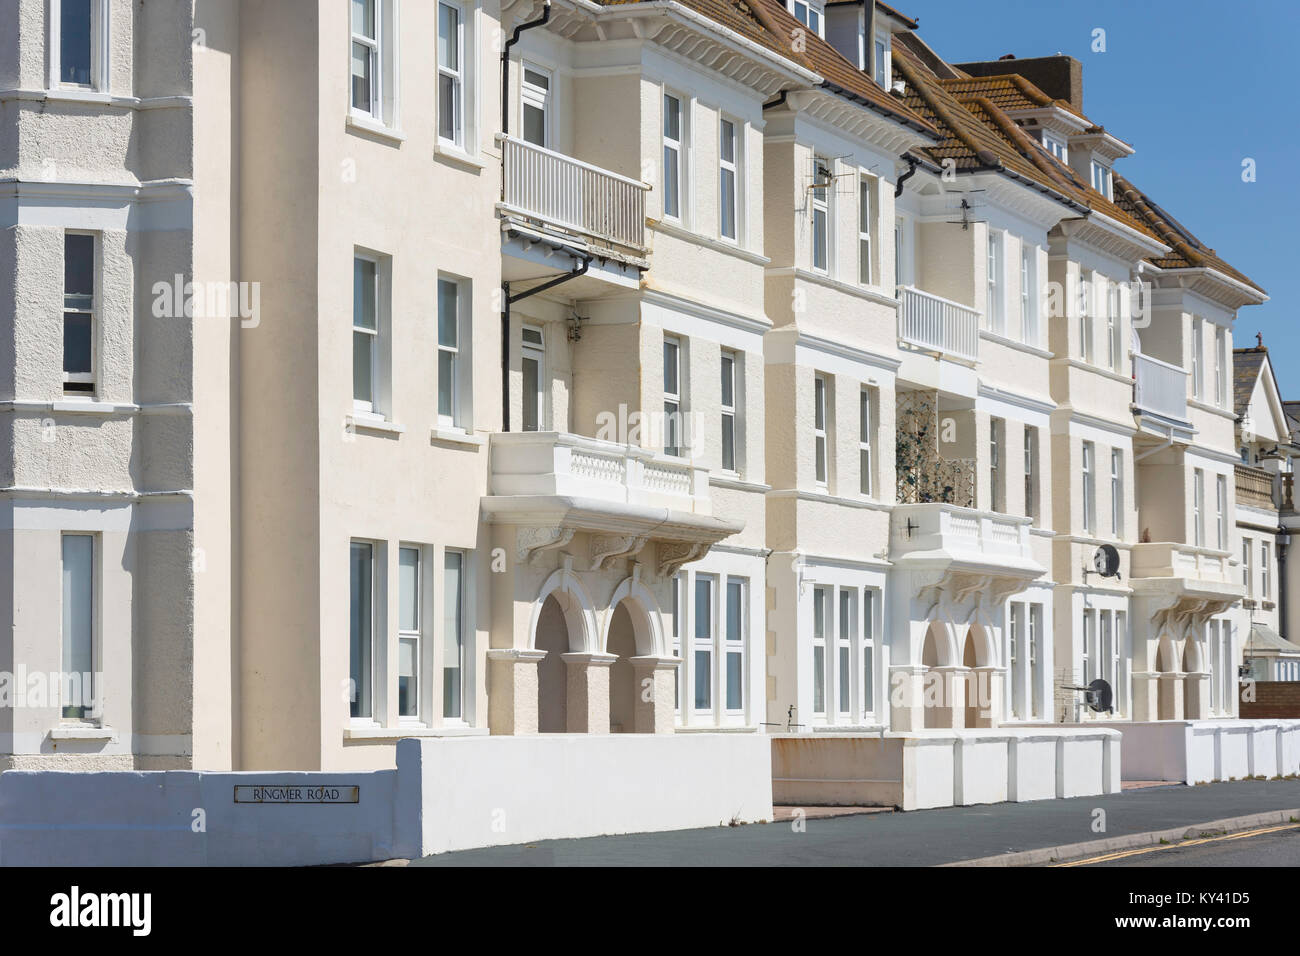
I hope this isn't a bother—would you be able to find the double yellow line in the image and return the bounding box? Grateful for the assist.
[1053,822,1300,866]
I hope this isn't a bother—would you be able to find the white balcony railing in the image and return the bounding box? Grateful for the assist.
[890,502,1034,563]
[896,286,980,363]
[488,431,711,515]
[499,135,649,253]
[1132,351,1189,423]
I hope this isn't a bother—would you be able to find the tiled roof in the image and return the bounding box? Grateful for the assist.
[1247,624,1300,656]
[1233,346,1267,417]
[1283,401,1300,441]
[593,0,937,135]
[938,73,1084,119]
[1110,172,1266,294]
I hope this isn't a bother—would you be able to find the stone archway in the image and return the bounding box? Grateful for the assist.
[601,574,674,734]
[535,595,570,733]
[921,619,960,729]
[528,568,601,733]
[1155,633,1182,721]
[607,603,638,732]
[1182,634,1207,719]
[961,622,1000,729]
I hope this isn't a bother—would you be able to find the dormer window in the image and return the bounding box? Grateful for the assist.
[1090,160,1113,200]
[1042,131,1068,164]
[872,32,892,87]
[790,0,824,36]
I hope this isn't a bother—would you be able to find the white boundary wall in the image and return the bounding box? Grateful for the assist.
[772,728,1121,811]
[1088,719,1300,784]
[0,734,773,865]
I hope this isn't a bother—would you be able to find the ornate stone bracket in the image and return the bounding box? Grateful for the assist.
[658,541,708,578]
[1151,593,1237,643]
[590,534,649,572]
[517,526,576,566]
[919,568,1039,629]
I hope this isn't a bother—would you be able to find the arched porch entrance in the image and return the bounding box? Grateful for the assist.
[602,576,672,734]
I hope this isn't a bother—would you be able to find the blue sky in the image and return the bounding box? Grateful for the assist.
[904,0,1299,395]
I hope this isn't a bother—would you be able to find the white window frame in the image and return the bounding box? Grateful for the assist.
[812,585,829,716]
[693,574,716,715]
[1009,603,1024,720]
[1043,131,1068,163]
[1082,608,1096,685]
[1078,271,1093,364]
[719,116,739,242]
[521,324,545,432]
[437,274,471,429]
[723,576,747,716]
[1110,448,1123,538]
[1081,441,1096,533]
[50,0,110,92]
[1029,603,1044,719]
[986,230,1004,332]
[1104,281,1120,372]
[1215,326,1227,408]
[350,0,400,127]
[1215,474,1227,550]
[520,61,551,148]
[836,589,855,719]
[813,373,830,489]
[1090,160,1112,199]
[858,176,873,286]
[60,532,97,722]
[441,549,467,722]
[720,348,739,474]
[63,231,97,394]
[353,252,382,414]
[671,574,683,713]
[349,540,378,723]
[1020,244,1038,345]
[1193,468,1205,548]
[1192,315,1204,399]
[397,545,424,725]
[1024,426,1038,522]
[859,387,873,497]
[437,0,468,148]
[989,417,1004,513]
[1262,541,1270,600]
[662,91,685,223]
[811,157,831,274]
[1243,538,1252,595]
[872,32,892,88]
[790,0,825,36]
[862,588,877,720]
[663,334,683,457]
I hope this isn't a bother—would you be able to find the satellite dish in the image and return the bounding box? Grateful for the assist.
[1092,544,1121,579]
[1086,678,1113,714]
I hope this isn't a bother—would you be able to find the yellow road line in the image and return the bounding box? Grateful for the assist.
[1053,822,1300,867]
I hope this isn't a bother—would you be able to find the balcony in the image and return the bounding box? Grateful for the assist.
[896,286,980,364]
[1130,542,1235,587]
[1132,352,1190,426]
[891,503,1033,562]
[487,431,711,515]
[1235,464,1277,511]
[498,135,649,256]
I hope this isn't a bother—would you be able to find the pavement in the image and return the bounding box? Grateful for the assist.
[403,778,1300,866]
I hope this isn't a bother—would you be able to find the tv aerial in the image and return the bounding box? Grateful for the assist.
[1062,678,1114,715]
[1083,544,1121,581]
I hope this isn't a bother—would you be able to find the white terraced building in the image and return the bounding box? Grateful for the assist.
[1,0,1296,817]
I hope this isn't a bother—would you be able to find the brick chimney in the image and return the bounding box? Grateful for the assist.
[953,55,1084,114]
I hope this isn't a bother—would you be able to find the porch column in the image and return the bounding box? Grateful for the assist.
[1130,671,1160,721]
[889,664,928,731]
[1157,671,1185,720]
[969,665,1002,728]
[487,648,547,735]
[563,652,617,733]
[1183,670,1211,719]
[930,665,968,729]
[631,655,679,734]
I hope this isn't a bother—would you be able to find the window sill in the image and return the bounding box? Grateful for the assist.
[343,725,489,740]
[346,113,406,145]
[50,725,116,742]
[51,398,131,415]
[347,413,406,437]
[430,426,485,448]
[434,143,487,172]
[44,87,112,105]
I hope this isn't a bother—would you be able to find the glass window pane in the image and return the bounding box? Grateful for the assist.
[839,645,850,713]
[349,542,373,718]
[663,94,680,139]
[438,4,459,70]
[663,340,678,394]
[61,534,93,717]
[398,637,417,718]
[694,650,711,710]
[726,580,742,643]
[522,356,540,431]
[720,355,734,406]
[813,645,825,713]
[443,552,463,719]
[720,120,735,162]
[64,234,95,300]
[352,0,375,37]
[353,259,376,330]
[862,646,874,713]
[437,279,458,346]
[64,313,92,375]
[694,578,711,641]
[726,652,742,711]
[721,416,735,471]
[438,75,458,141]
[438,350,455,418]
[720,168,736,238]
[523,104,546,147]
[813,208,827,269]
[60,0,93,85]
[399,547,419,632]
[351,42,372,111]
[353,331,373,404]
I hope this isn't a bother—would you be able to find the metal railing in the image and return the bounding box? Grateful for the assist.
[896,286,980,363]
[1132,351,1189,423]
[499,135,649,253]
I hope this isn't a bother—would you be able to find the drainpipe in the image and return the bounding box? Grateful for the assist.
[501,0,551,138]
[1278,530,1290,642]
[500,252,591,432]
[895,155,920,198]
